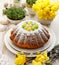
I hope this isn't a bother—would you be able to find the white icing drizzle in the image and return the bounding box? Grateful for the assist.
[42,27,48,35]
[38,29,48,42]
[38,30,45,43]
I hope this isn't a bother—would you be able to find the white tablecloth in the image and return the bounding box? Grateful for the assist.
[0,0,59,65]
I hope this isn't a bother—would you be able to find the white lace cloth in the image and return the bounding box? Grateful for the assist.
[0,55,11,65]
[0,52,14,65]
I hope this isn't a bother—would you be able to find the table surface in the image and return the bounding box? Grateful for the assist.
[0,0,59,65]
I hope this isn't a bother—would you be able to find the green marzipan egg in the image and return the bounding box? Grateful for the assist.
[22,23,27,28]
[28,21,32,25]
[31,26,35,31]
[24,26,28,30]
[35,24,39,29]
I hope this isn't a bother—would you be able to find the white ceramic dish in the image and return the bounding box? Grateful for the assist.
[4,27,56,57]
[7,18,25,24]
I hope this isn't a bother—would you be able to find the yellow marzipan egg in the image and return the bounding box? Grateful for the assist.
[15,53,26,65]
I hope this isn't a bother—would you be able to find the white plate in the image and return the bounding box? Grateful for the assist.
[4,28,56,57]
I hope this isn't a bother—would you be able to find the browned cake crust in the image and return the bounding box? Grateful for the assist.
[10,28,50,49]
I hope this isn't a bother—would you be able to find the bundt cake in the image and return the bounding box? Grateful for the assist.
[10,20,50,49]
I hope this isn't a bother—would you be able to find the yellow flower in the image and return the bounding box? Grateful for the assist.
[32,0,59,20]
[15,52,26,65]
[35,51,49,63]
[32,51,49,65]
[32,60,42,65]
[43,51,49,61]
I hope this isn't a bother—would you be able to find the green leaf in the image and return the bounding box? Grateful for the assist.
[3,6,26,20]
[26,0,37,6]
